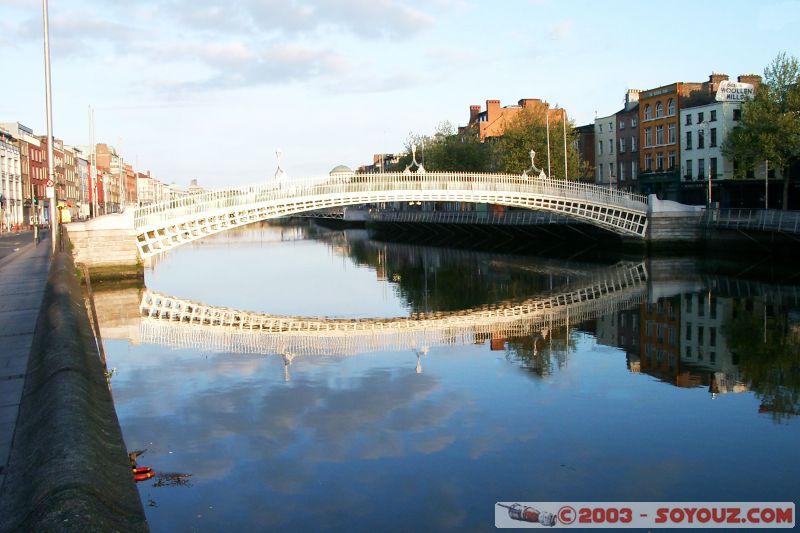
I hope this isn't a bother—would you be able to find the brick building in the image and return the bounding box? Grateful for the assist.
[465,98,567,142]
[638,74,734,201]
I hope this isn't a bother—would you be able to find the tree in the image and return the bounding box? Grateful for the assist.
[723,52,800,209]
[492,108,589,178]
[397,121,492,172]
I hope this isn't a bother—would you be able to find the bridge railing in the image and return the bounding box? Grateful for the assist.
[134,172,649,229]
[703,208,800,234]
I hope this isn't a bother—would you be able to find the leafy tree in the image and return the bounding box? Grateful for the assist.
[492,107,589,178]
[723,52,800,209]
[396,121,492,172]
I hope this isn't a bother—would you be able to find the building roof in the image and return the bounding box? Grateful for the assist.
[329,164,353,176]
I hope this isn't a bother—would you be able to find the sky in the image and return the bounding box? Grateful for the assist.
[1,0,798,189]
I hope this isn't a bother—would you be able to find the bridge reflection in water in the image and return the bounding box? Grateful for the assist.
[138,262,647,363]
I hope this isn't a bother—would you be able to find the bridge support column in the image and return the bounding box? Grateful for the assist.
[645,194,705,249]
[64,211,143,279]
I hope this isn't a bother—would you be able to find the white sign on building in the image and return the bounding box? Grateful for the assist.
[715,80,755,102]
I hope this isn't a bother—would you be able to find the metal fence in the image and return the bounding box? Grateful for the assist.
[703,208,800,234]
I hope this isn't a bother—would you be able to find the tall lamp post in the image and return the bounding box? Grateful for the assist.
[42,0,57,253]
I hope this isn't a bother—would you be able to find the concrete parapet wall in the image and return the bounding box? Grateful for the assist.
[0,253,147,532]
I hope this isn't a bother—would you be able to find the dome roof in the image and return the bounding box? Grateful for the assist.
[329,164,353,176]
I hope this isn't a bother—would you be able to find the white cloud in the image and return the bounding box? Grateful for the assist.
[548,20,574,41]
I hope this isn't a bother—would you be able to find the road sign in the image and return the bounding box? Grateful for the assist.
[45,178,54,187]
[46,186,54,198]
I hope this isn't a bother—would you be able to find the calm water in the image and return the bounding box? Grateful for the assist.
[99,222,800,532]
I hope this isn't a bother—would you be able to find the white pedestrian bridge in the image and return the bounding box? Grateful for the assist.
[138,262,647,357]
[133,172,650,259]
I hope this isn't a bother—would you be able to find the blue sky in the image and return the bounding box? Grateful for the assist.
[1,0,798,188]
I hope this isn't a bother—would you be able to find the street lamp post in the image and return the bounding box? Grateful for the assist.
[702,120,712,207]
[42,0,57,253]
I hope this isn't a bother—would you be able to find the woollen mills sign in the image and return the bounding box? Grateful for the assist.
[715,80,755,102]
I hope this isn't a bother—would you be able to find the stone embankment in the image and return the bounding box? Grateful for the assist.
[0,251,147,532]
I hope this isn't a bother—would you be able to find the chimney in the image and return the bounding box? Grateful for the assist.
[486,99,501,119]
[708,72,729,92]
[469,105,481,124]
[625,89,641,106]
[737,74,762,88]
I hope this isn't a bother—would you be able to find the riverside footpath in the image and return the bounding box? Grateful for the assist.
[0,230,147,532]
[0,231,49,489]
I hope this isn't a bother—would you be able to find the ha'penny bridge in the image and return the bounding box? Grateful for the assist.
[132,171,651,259]
[138,262,648,357]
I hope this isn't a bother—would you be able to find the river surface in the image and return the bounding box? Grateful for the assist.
[98,221,800,531]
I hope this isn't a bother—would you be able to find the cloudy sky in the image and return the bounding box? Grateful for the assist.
[1,0,798,188]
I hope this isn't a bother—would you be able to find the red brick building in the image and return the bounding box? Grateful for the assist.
[465,98,567,142]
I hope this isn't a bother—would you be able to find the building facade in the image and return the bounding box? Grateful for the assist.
[615,90,640,192]
[0,127,23,230]
[679,74,765,206]
[594,111,617,186]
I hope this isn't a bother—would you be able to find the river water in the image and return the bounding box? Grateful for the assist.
[98,221,800,531]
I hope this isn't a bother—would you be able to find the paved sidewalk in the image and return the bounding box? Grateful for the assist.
[0,234,50,491]
[0,230,36,263]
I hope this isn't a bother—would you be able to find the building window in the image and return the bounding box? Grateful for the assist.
[686,131,692,150]
[668,151,676,170]
[698,158,705,178]
[686,322,692,340]
[599,165,604,180]
[644,128,652,147]
[645,154,652,171]
[632,160,637,178]
[710,157,718,177]
[655,101,664,118]
[609,162,614,178]
[656,125,664,145]
[710,327,717,347]
[656,152,664,170]
[710,128,717,147]
[698,325,704,344]
[619,138,626,152]
[686,346,692,358]
[599,124,603,133]
[619,119,625,130]
[644,104,652,120]
[733,109,742,121]
[609,121,613,132]
[698,129,705,149]
[686,160,693,179]
[668,98,675,116]
[710,110,717,122]
[698,112,704,123]
[620,163,626,181]
[609,139,614,154]
[599,140,603,155]
[668,123,676,144]
[631,117,637,128]
[631,136,637,151]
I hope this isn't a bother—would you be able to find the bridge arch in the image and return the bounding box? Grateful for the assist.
[133,172,649,259]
